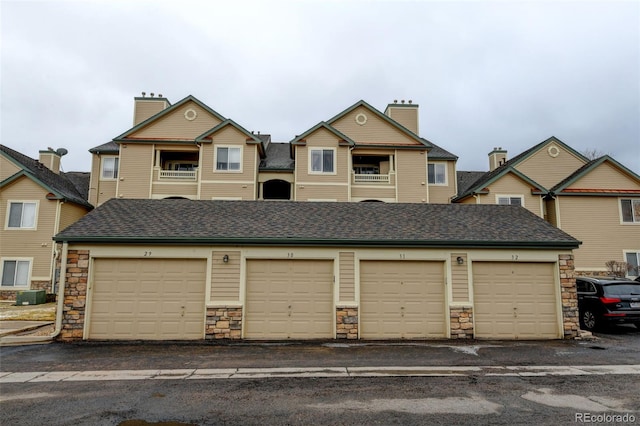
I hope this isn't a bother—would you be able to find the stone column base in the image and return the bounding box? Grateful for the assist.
[206,307,243,339]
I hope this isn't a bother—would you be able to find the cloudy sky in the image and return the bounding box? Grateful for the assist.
[1,0,638,175]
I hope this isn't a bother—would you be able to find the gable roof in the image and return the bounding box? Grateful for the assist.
[452,136,584,201]
[113,95,227,141]
[290,121,356,146]
[0,145,93,209]
[457,171,486,195]
[54,199,580,249]
[195,119,266,157]
[550,155,640,196]
[325,100,433,148]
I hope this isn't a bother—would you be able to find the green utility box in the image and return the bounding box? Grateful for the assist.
[16,290,46,306]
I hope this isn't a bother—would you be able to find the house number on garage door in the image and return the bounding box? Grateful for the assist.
[144,251,153,256]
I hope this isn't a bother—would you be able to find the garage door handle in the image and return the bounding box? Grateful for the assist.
[181,306,185,317]
[513,307,517,318]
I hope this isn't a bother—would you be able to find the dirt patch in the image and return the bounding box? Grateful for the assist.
[0,302,56,321]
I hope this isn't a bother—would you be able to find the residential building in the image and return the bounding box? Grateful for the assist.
[88,95,458,205]
[454,137,640,277]
[0,145,92,299]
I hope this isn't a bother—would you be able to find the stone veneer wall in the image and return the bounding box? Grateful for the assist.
[559,254,579,339]
[449,307,473,339]
[0,281,52,301]
[58,249,89,341]
[336,307,358,339]
[206,307,242,339]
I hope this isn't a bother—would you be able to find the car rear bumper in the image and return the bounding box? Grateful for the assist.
[602,311,640,324]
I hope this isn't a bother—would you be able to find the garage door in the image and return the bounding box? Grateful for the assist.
[360,260,446,339]
[245,259,333,339]
[473,262,559,339]
[89,258,206,340]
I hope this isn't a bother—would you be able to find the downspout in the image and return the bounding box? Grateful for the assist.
[0,242,68,345]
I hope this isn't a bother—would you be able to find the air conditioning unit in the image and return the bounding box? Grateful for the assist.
[16,290,46,306]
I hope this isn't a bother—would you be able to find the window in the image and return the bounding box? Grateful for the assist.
[621,199,640,223]
[216,147,241,171]
[310,149,335,173]
[428,163,446,185]
[626,252,639,276]
[7,202,36,229]
[1,260,30,287]
[497,196,523,206]
[101,157,119,179]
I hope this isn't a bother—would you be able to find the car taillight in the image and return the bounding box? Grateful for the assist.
[599,296,621,304]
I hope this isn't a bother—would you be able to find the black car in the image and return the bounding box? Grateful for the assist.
[576,276,640,331]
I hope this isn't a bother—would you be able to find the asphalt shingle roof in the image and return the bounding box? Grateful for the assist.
[0,145,92,208]
[89,141,119,154]
[456,171,486,195]
[55,199,580,249]
[260,143,294,170]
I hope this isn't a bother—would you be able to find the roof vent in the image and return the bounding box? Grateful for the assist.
[141,91,146,97]
[150,92,155,97]
[401,100,405,104]
[394,99,398,103]
[408,100,412,104]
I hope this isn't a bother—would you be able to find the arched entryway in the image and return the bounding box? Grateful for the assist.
[263,179,291,200]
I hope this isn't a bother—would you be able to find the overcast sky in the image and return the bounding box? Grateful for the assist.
[1,0,639,175]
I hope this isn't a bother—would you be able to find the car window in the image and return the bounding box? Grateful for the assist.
[577,281,589,292]
[603,284,640,296]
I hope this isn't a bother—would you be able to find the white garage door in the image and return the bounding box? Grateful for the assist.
[245,259,333,339]
[89,258,206,340]
[473,262,560,339]
[360,260,446,339]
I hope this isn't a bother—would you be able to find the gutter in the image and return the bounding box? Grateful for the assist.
[52,236,582,250]
[0,243,68,346]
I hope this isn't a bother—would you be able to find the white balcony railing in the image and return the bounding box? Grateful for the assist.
[159,170,197,180]
[353,173,390,184]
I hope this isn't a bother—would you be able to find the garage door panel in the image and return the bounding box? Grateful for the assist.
[245,259,333,339]
[90,258,206,340]
[360,261,446,339]
[473,262,559,339]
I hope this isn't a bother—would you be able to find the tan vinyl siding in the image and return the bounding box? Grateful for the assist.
[117,144,153,198]
[295,128,349,184]
[132,101,222,140]
[331,106,421,146]
[200,126,257,182]
[59,202,89,232]
[0,156,22,181]
[200,183,256,200]
[385,106,419,134]
[451,253,469,302]
[558,196,640,271]
[351,186,396,201]
[477,173,543,217]
[295,184,349,201]
[571,162,640,189]
[0,178,56,279]
[515,143,586,189]
[545,199,558,226]
[396,150,428,202]
[211,250,241,301]
[152,182,198,198]
[339,252,355,302]
[134,100,168,125]
[428,161,457,204]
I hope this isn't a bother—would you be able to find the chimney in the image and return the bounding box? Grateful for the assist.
[384,99,419,135]
[488,147,507,171]
[133,91,170,125]
[39,148,61,174]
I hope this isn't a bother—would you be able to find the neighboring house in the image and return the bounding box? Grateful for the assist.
[54,199,580,342]
[0,145,92,300]
[454,137,640,277]
[88,95,458,205]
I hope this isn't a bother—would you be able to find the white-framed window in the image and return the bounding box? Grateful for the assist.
[625,252,639,277]
[6,201,37,229]
[496,195,523,206]
[620,199,640,223]
[101,156,119,179]
[1,259,31,287]
[428,163,447,185]
[309,148,335,174]
[215,146,242,171]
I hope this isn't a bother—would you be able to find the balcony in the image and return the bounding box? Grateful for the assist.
[158,169,197,180]
[353,173,390,184]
